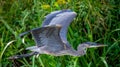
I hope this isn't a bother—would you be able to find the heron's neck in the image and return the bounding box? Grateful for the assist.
[67,45,86,57]
[75,44,87,56]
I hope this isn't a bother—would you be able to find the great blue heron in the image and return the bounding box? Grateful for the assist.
[9,9,106,59]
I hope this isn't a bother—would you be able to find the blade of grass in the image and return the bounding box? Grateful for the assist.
[38,56,45,67]
[0,40,16,62]
[100,57,108,67]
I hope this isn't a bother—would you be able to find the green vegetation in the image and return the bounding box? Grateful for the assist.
[0,0,120,67]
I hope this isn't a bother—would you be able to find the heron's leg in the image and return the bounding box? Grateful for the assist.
[8,52,39,60]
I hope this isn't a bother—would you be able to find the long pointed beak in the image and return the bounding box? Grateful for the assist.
[87,44,107,48]
[83,42,107,48]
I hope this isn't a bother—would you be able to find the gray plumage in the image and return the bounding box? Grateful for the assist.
[9,9,106,59]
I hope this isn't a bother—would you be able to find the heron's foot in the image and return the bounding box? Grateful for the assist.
[8,52,39,60]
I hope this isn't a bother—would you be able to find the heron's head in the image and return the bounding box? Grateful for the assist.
[76,42,107,56]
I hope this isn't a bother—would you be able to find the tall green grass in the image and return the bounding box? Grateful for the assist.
[0,0,120,67]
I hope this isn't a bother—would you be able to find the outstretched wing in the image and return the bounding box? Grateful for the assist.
[31,25,66,50]
[49,11,77,48]
[19,9,73,37]
[42,9,72,26]
[19,9,77,48]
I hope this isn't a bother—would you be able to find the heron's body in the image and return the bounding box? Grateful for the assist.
[9,9,106,59]
[26,25,86,56]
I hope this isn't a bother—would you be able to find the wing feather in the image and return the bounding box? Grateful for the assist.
[42,9,72,26]
[31,25,65,50]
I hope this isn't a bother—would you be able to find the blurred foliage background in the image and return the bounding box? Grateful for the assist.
[0,0,120,67]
